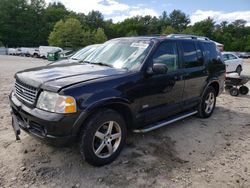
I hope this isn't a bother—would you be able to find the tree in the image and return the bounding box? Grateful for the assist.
[192,17,215,38]
[126,30,138,37]
[48,18,83,49]
[79,11,105,31]
[0,0,36,47]
[159,11,170,32]
[169,10,190,32]
[82,30,94,47]
[93,28,107,44]
[161,26,177,35]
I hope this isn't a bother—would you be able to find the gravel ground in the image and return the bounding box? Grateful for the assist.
[0,55,250,188]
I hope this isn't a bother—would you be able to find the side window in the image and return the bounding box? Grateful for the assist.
[196,43,204,65]
[228,54,237,60]
[182,42,200,68]
[152,42,178,72]
[203,42,218,62]
[222,54,229,61]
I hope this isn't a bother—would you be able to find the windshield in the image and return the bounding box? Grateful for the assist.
[85,39,152,70]
[71,45,99,60]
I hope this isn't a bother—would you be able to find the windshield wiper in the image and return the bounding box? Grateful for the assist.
[91,62,113,68]
[79,60,91,64]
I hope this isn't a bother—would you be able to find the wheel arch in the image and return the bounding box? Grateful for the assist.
[201,80,220,97]
[208,81,220,96]
[72,98,134,139]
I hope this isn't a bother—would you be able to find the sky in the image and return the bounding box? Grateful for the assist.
[45,0,250,25]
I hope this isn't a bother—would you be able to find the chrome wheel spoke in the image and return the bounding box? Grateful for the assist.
[205,104,210,112]
[107,143,113,155]
[95,131,105,140]
[107,121,114,134]
[95,142,105,155]
[111,133,121,140]
[209,93,213,100]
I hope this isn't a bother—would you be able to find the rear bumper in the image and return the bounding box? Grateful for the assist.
[9,92,77,146]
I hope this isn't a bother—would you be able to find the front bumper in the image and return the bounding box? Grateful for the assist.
[9,92,78,145]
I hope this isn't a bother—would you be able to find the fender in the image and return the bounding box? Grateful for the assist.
[71,97,133,136]
[200,78,220,98]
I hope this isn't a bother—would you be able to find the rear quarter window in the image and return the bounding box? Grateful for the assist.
[181,41,202,68]
[202,42,218,62]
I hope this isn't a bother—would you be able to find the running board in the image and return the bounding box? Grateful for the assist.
[133,110,198,133]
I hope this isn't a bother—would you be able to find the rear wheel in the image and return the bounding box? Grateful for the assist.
[229,87,239,96]
[239,86,249,95]
[79,109,126,166]
[197,86,216,118]
[33,53,38,58]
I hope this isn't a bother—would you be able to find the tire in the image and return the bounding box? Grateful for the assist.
[236,66,242,75]
[197,86,216,118]
[79,109,126,166]
[239,86,249,95]
[33,53,38,58]
[229,87,239,96]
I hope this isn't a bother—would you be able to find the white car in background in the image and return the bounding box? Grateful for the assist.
[222,52,243,75]
[39,46,63,59]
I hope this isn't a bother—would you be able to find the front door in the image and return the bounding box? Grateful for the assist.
[138,41,184,124]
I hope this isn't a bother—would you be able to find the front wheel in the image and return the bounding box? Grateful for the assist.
[197,86,216,118]
[230,87,239,96]
[79,109,126,166]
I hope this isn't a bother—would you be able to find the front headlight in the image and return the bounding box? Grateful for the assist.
[37,91,77,113]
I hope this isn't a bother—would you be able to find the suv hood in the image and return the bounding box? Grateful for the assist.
[15,63,126,92]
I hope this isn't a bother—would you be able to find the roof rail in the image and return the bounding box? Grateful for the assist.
[167,34,210,41]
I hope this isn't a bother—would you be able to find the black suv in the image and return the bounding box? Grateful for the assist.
[10,34,225,166]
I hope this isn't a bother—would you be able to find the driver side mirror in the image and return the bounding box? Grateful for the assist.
[147,63,168,75]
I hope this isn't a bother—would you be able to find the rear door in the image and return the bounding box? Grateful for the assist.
[181,41,207,109]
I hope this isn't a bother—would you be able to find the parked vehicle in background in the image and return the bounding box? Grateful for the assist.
[39,46,63,59]
[10,34,225,166]
[48,44,100,66]
[27,48,39,58]
[222,52,243,75]
[238,52,250,59]
[7,48,17,55]
[59,50,74,59]
[0,47,7,55]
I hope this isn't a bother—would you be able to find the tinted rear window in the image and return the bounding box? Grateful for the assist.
[202,42,218,61]
[182,42,201,68]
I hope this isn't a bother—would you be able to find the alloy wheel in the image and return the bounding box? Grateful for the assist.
[92,121,122,158]
[204,92,215,114]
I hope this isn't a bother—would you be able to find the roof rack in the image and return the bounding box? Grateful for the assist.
[167,34,210,41]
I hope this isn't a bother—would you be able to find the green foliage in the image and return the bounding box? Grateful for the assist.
[193,18,215,38]
[82,28,107,46]
[93,28,107,44]
[82,30,94,47]
[161,26,177,35]
[0,0,249,51]
[126,30,138,37]
[169,10,190,32]
[48,18,83,49]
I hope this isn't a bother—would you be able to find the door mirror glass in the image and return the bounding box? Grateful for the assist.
[152,63,168,74]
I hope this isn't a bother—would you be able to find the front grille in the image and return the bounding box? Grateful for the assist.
[15,80,38,105]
